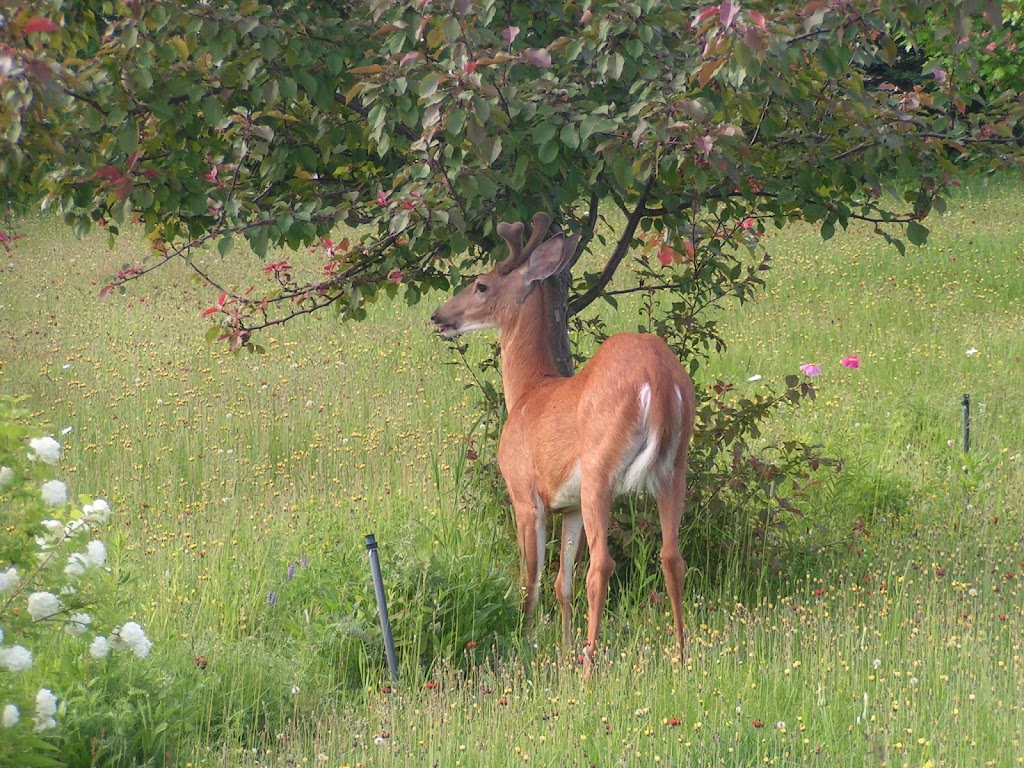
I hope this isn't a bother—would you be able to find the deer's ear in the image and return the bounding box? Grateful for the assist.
[523,233,578,285]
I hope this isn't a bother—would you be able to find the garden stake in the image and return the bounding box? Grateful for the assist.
[365,534,399,685]
[962,393,971,456]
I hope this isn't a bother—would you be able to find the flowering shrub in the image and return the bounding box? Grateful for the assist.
[0,396,152,766]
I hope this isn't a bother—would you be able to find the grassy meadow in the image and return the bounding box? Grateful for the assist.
[1,176,1023,767]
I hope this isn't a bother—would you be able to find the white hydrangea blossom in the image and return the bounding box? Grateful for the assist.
[27,592,61,621]
[66,613,91,636]
[85,540,107,568]
[83,499,111,523]
[117,622,153,658]
[0,568,19,593]
[40,479,68,507]
[89,635,111,659]
[0,465,13,488]
[28,436,61,465]
[0,646,33,673]
[65,554,87,578]
[34,688,57,732]
[2,704,18,728]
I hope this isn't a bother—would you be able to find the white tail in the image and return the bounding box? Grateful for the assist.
[432,213,696,677]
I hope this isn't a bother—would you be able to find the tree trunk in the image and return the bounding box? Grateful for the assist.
[544,269,574,377]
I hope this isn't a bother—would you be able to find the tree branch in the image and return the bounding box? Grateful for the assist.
[567,177,654,317]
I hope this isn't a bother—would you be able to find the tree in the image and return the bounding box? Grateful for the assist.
[2,0,1021,355]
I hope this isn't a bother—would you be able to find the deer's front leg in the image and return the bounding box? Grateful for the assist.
[511,490,546,629]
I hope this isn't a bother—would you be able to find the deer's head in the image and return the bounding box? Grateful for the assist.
[431,213,580,338]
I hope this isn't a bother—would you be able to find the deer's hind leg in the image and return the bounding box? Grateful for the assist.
[656,444,690,660]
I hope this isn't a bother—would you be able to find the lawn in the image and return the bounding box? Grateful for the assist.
[1,175,1022,767]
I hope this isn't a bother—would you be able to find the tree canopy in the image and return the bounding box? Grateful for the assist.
[2,0,1021,351]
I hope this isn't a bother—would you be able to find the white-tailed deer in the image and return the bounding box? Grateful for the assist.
[431,212,696,677]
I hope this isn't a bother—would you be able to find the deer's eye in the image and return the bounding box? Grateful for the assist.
[475,282,488,293]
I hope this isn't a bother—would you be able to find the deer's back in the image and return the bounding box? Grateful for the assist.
[498,333,694,508]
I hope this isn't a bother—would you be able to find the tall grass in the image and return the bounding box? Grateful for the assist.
[0,176,1022,766]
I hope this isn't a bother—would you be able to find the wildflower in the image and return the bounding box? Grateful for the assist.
[28,436,61,464]
[873,658,881,670]
[40,479,68,507]
[267,591,277,605]
[0,646,32,672]
[0,567,18,593]
[287,561,296,581]
[965,347,979,357]
[85,540,106,567]
[776,720,787,731]
[840,354,860,369]
[0,465,13,488]
[34,688,57,732]
[66,613,91,636]
[291,685,301,695]
[89,636,111,659]
[2,704,18,728]
[748,374,762,382]
[752,719,765,728]
[118,622,152,658]
[27,592,61,621]
[799,363,821,377]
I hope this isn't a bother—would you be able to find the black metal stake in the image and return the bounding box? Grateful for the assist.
[365,534,399,685]
[962,393,971,455]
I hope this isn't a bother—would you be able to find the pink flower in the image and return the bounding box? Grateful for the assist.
[840,354,860,369]
[799,363,821,377]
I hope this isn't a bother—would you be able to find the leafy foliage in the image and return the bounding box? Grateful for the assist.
[1,1,1020,348]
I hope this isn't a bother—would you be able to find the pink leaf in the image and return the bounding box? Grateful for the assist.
[657,246,678,267]
[693,5,721,27]
[502,26,520,45]
[748,9,766,29]
[520,48,552,68]
[24,16,60,35]
[388,268,405,284]
[399,52,421,67]
[720,1,739,29]
[696,135,715,154]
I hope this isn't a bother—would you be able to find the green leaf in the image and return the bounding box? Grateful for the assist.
[218,235,234,257]
[118,119,139,154]
[559,122,579,149]
[906,221,928,246]
[538,140,559,164]
[820,220,835,240]
[446,108,466,137]
[441,15,461,42]
[532,121,557,146]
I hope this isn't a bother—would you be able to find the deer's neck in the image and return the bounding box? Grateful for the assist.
[499,282,572,410]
